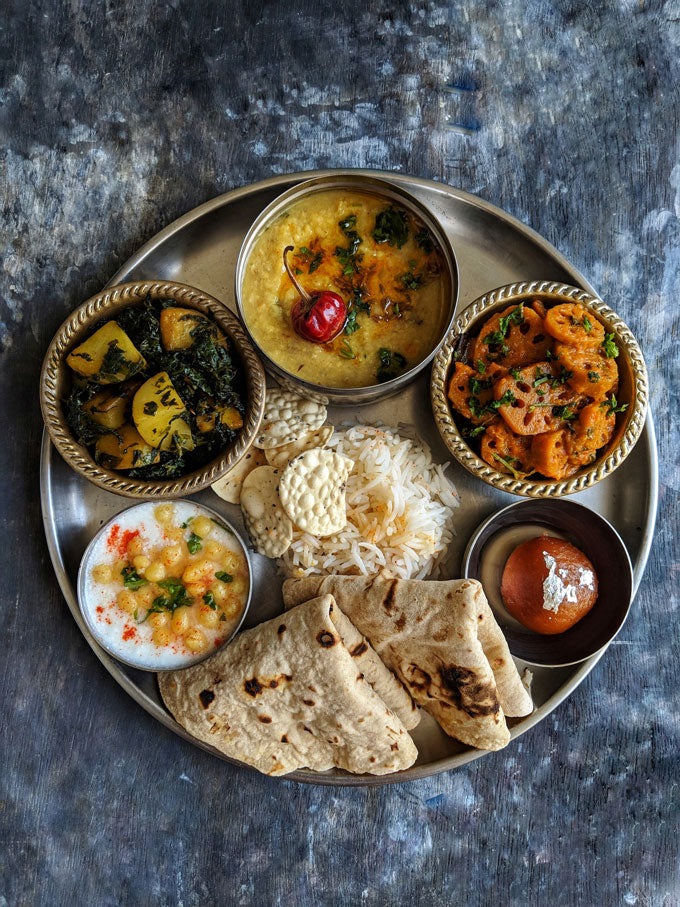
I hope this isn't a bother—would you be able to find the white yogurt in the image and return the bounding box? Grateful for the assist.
[78,500,251,670]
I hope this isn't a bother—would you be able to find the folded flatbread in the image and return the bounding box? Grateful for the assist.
[159,595,418,776]
[283,575,533,751]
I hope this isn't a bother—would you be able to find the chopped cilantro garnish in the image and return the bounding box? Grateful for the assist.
[602,332,620,358]
[583,316,592,333]
[121,566,148,590]
[399,271,422,290]
[476,359,487,374]
[187,532,202,554]
[203,591,217,610]
[215,571,233,583]
[414,228,434,253]
[376,347,407,382]
[601,394,628,416]
[372,207,409,248]
[339,338,356,360]
[588,371,600,383]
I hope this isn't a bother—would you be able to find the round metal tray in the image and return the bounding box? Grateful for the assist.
[40,170,658,785]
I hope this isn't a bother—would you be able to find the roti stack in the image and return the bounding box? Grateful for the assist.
[159,595,418,776]
[283,573,533,751]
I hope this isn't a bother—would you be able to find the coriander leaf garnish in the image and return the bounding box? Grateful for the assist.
[588,370,600,383]
[203,591,218,610]
[187,532,202,554]
[181,517,194,528]
[339,338,356,360]
[601,394,628,416]
[509,367,521,379]
[414,228,434,253]
[583,316,593,333]
[215,571,233,583]
[462,424,487,439]
[476,359,487,374]
[372,207,409,248]
[399,271,422,290]
[121,566,148,590]
[602,332,620,358]
[376,347,407,382]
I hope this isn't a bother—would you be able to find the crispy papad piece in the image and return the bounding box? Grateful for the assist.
[282,575,533,751]
[159,595,417,777]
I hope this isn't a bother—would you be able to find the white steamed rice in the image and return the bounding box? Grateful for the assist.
[280,424,459,580]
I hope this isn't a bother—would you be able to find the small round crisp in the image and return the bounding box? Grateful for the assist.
[254,388,327,450]
[265,425,334,470]
[211,448,267,504]
[279,449,353,537]
[240,465,293,558]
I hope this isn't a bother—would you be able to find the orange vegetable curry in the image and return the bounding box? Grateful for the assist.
[447,300,627,480]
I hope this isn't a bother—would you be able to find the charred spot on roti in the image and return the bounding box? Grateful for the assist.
[244,677,263,697]
[369,756,376,763]
[405,664,433,692]
[395,614,406,632]
[390,743,399,751]
[303,699,316,706]
[317,630,336,647]
[383,579,399,613]
[199,689,215,709]
[432,627,448,642]
[277,624,286,635]
[308,685,317,693]
[258,715,272,723]
[350,641,368,657]
[303,726,313,734]
[439,666,501,718]
[281,734,288,743]
[269,680,278,688]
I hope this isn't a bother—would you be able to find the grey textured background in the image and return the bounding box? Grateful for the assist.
[1,1,679,905]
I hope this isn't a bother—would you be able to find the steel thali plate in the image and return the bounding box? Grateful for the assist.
[40,170,658,785]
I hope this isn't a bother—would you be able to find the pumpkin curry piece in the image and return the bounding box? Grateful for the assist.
[500,535,598,634]
[447,300,626,480]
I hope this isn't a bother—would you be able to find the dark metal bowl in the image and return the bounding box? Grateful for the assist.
[462,499,634,667]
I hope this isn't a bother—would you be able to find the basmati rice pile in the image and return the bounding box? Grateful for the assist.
[280,424,459,579]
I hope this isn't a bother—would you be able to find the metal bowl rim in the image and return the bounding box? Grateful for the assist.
[76,499,253,672]
[460,498,634,667]
[233,172,460,398]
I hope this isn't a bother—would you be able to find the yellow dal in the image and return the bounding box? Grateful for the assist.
[241,190,450,387]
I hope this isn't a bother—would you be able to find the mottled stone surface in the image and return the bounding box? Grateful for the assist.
[1,1,679,905]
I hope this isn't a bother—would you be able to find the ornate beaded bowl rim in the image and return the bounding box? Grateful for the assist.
[40,280,266,499]
[430,280,649,498]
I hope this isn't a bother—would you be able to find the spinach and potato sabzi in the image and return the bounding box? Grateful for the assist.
[64,299,245,479]
[447,300,628,480]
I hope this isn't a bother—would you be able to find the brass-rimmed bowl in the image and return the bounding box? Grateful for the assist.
[430,280,648,498]
[40,280,266,499]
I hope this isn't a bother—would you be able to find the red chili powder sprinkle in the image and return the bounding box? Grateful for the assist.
[213,637,223,648]
[106,525,141,558]
[96,606,104,615]
[106,524,121,553]
[122,626,137,641]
